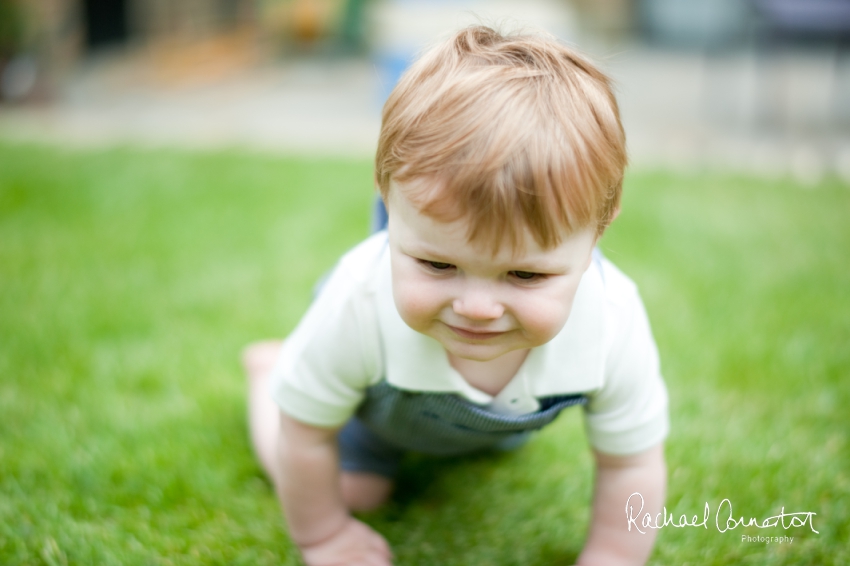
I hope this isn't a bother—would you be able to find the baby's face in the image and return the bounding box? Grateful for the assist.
[387,182,596,363]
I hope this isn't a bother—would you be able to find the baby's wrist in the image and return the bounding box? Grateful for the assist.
[576,548,636,566]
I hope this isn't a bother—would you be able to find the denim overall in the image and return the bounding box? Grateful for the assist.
[338,382,586,477]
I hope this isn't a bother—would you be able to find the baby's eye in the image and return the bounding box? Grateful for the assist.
[511,270,539,280]
[425,261,453,270]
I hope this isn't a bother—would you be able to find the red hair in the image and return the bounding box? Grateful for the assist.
[375,26,627,252]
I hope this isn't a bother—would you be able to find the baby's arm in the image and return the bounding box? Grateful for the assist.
[245,341,391,565]
[275,413,393,566]
[576,443,666,566]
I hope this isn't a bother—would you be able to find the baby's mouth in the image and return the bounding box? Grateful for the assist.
[445,324,506,340]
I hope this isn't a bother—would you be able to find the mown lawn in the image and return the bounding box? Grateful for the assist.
[0,142,847,565]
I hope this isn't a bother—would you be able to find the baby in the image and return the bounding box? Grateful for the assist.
[244,26,669,566]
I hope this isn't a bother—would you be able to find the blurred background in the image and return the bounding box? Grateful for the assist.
[1,0,849,181]
[1,4,848,564]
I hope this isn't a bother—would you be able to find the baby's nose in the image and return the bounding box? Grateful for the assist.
[452,291,504,321]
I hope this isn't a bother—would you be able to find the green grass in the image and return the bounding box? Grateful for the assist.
[1,142,847,565]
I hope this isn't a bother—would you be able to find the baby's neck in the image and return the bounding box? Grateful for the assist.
[447,349,530,397]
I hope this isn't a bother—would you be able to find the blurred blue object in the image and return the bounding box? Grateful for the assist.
[375,50,415,103]
[753,0,850,38]
[371,196,389,233]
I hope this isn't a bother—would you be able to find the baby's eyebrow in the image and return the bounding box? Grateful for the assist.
[406,245,455,263]
[470,255,570,273]
[503,259,567,273]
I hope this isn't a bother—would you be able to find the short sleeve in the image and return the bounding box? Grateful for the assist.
[268,237,385,428]
[583,261,669,455]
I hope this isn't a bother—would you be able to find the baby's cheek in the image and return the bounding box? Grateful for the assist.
[521,298,573,345]
[392,277,440,332]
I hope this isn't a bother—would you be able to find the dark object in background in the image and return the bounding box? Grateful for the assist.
[753,0,850,40]
[640,0,850,49]
[751,0,850,131]
[0,0,23,55]
[83,0,129,49]
[0,0,36,102]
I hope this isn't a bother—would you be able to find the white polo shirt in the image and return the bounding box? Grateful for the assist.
[269,231,669,455]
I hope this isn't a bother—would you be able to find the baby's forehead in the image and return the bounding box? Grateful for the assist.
[387,174,598,258]
[462,230,558,260]
[412,206,582,260]
[466,232,576,269]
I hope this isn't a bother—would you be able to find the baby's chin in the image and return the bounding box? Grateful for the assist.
[406,320,534,361]
[439,339,523,363]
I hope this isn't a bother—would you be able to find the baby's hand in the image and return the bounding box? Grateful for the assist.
[300,516,393,566]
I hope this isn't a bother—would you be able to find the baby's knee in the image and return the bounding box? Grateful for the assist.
[242,340,283,379]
